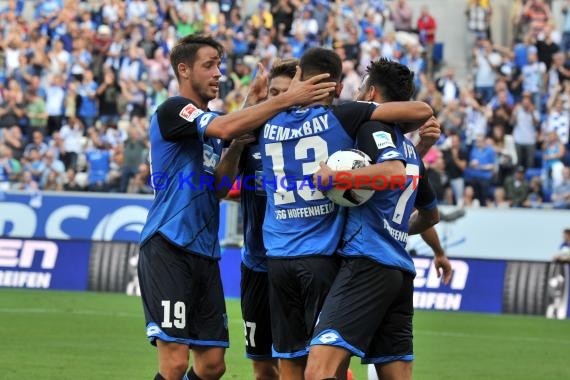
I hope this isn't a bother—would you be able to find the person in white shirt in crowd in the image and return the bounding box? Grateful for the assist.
[58,116,84,170]
[463,91,488,148]
[45,74,66,136]
[436,67,461,105]
[511,92,540,168]
[473,38,501,104]
[544,93,570,146]
[521,46,546,110]
[41,150,66,189]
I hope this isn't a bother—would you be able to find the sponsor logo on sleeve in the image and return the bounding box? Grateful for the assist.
[372,131,396,150]
[179,103,204,122]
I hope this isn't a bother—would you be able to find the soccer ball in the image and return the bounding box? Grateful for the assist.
[324,149,374,207]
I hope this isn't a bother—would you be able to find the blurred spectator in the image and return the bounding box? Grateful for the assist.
[59,117,84,170]
[425,155,452,204]
[489,187,511,208]
[41,150,65,189]
[417,80,443,115]
[63,168,85,192]
[438,100,464,136]
[536,24,559,71]
[552,166,570,209]
[560,229,570,252]
[272,0,295,36]
[2,126,24,160]
[401,44,425,95]
[524,175,544,208]
[435,68,460,105]
[544,92,570,145]
[120,127,147,192]
[542,131,566,192]
[24,148,46,184]
[25,90,48,137]
[463,185,481,208]
[521,47,546,109]
[463,91,487,148]
[473,38,500,104]
[442,134,468,206]
[488,89,514,134]
[251,2,274,32]
[96,69,121,127]
[466,134,497,206]
[77,70,99,128]
[0,145,21,190]
[489,124,518,185]
[85,142,111,192]
[43,170,63,191]
[45,75,66,136]
[18,171,38,192]
[512,93,540,168]
[504,165,530,207]
[390,0,413,33]
[0,88,25,129]
[417,6,437,77]
[339,61,360,103]
[562,1,570,54]
[129,163,153,194]
[465,0,492,55]
[523,0,551,38]
[24,131,48,157]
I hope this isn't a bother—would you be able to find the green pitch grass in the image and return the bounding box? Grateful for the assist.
[1,289,569,379]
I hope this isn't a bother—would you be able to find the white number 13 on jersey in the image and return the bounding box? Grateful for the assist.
[265,136,328,205]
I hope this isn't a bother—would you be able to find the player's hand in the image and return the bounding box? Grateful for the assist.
[418,116,441,149]
[230,133,256,148]
[433,255,452,285]
[283,66,336,106]
[245,63,269,105]
[312,161,335,191]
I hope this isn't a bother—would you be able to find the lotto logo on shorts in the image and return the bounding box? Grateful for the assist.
[318,332,339,344]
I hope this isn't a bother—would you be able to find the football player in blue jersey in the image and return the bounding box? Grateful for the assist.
[259,48,433,379]
[238,59,299,380]
[306,59,451,380]
[137,34,338,380]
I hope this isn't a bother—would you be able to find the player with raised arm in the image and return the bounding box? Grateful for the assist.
[306,59,450,380]
[137,34,337,380]
[260,48,433,379]
[237,59,299,380]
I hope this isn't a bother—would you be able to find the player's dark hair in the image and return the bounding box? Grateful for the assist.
[365,58,415,101]
[169,34,224,81]
[299,47,342,82]
[269,59,298,80]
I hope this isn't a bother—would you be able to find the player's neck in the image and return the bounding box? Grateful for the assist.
[303,95,334,109]
[372,95,386,104]
[179,85,208,110]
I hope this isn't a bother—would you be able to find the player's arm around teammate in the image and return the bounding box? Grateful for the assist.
[139,34,337,380]
[413,118,453,285]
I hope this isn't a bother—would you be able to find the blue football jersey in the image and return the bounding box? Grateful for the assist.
[260,102,377,258]
[340,122,437,274]
[140,97,225,259]
[239,143,268,271]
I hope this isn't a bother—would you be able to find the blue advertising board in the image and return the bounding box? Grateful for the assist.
[0,238,91,291]
[218,251,508,314]
[0,191,230,243]
[412,257,506,313]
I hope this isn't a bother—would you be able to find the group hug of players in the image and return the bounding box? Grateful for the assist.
[137,34,452,380]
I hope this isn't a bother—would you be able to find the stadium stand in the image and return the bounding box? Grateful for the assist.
[0,0,568,209]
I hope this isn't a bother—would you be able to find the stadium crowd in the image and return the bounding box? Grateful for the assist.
[0,0,569,209]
